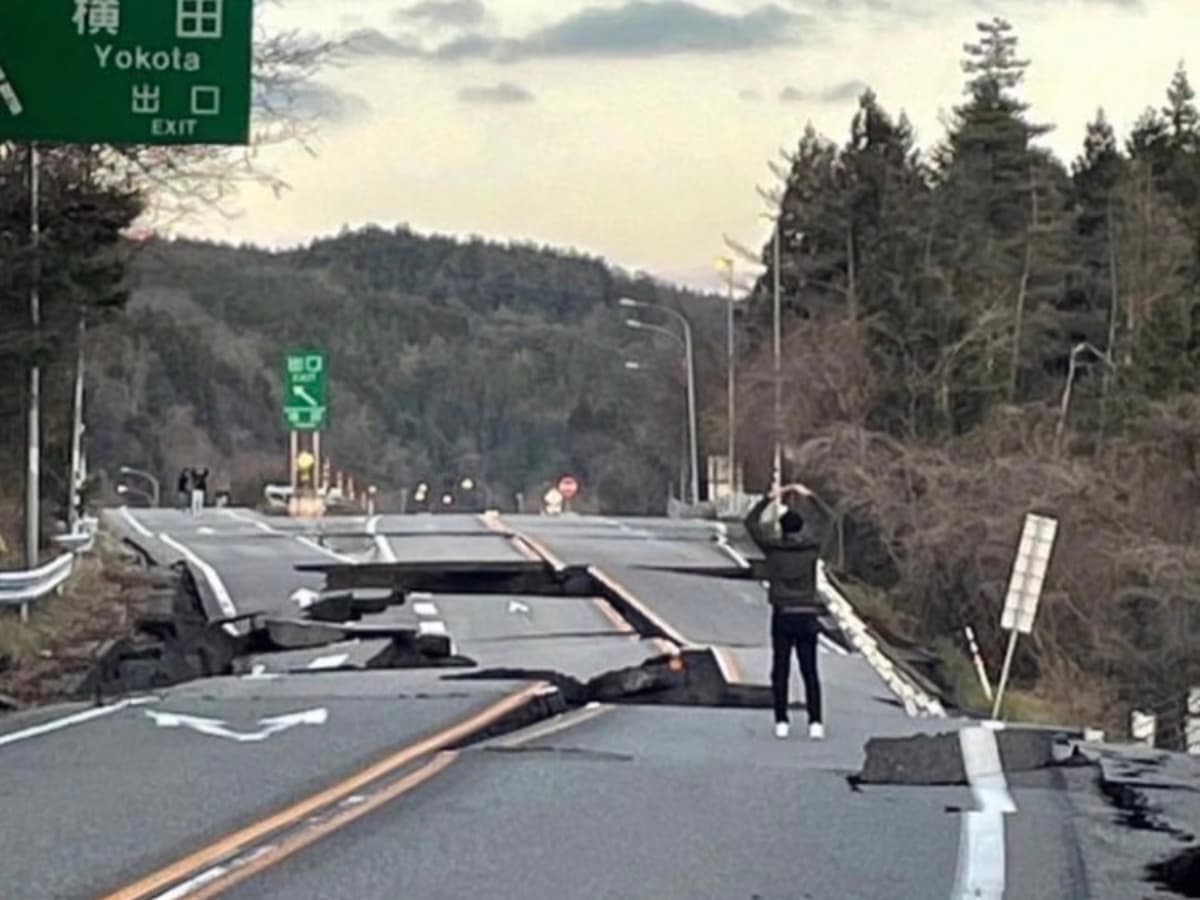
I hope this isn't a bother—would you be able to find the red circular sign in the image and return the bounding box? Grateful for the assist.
[558,476,579,500]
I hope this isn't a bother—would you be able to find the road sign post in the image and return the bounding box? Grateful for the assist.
[0,0,254,145]
[992,513,1058,720]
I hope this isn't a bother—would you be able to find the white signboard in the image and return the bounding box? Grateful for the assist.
[1000,514,1058,635]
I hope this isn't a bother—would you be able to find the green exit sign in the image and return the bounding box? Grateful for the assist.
[0,0,254,145]
[284,349,327,432]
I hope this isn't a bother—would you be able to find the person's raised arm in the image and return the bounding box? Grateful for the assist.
[743,490,775,549]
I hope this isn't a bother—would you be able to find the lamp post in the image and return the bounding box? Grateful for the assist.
[119,466,160,507]
[619,298,699,505]
[116,484,154,507]
[715,256,738,496]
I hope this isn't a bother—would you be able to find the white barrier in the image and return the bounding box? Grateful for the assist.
[817,561,946,719]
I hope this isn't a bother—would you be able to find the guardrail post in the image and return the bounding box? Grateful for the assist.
[1131,710,1157,748]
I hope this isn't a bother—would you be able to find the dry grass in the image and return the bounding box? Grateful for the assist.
[0,532,157,706]
[784,399,1200,742]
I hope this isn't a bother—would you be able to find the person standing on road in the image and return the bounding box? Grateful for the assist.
[177,468,192,511]
[190,467,209,515]
[744,482,835,741]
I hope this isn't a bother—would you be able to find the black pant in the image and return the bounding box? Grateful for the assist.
[771,610,822,725]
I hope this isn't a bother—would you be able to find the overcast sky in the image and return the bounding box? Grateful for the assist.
[178,0,1198,290]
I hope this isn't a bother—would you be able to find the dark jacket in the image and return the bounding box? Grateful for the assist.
[745,492,834,614]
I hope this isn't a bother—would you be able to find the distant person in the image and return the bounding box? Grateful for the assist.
[744,482,835,741]
[191,467,209,514]
[177,468,192,511]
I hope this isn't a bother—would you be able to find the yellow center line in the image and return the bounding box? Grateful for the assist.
[100,683,548,900]
[184,752,461,899]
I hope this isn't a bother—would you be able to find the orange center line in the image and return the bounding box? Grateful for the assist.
[186,752,461,899]
[99,683,547,900]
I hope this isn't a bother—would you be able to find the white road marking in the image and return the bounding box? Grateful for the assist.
[0,66,24,116]
[507,600,531,617]
[145,707,328,743]
[222,509,279,534]
[366,515,398,563]
[290,587,320,610]
[418,620,448,636]
[494,702,613,748]
[158,533,239,635]
[197,527,214,535]
[413,601,439,617]
[714,523,752,568]
[409,591,434,601]
[295,536,355,563]
[119,506,155,539]
[819,635,850,656]
[241,664,281,681]
[0,697,157,749]
[952,725,1016,899]
[308,654,350,670]
[152,864,231,899]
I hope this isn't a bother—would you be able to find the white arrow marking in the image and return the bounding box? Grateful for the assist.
[0,66,23,116]
[507,600,531,617]
[290,587,320,609]
[292,385,320,407]
[307,654,350,670]
[145,707,328,743]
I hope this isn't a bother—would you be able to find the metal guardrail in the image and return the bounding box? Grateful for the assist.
[0,518,98,608]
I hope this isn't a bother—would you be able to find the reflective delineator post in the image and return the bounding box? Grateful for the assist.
[964,625,994,702]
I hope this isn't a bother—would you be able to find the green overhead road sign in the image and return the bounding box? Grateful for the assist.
[0,0,253,145]
[284,349,327,432]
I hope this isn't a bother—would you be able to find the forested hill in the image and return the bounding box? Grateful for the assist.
[86,227,721,512]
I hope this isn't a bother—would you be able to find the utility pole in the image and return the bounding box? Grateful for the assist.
[68,316,85,532]
[25,145,41,580]
[772,218,783,500]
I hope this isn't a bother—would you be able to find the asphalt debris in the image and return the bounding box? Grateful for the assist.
[1148,845,1200,897]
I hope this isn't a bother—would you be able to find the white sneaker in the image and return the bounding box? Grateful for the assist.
[774,722,790,740]
[808,722,826,740]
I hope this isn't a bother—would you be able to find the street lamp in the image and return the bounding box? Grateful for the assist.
[715,255,738,497]
[619,298,699,506]
[119,466,160,507]
[116,483,154,507]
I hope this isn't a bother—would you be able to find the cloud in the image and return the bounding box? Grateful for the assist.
[739,88,764,102]
[456,82,536,105]
[347,2,809,63]
[393,0,487,28]
[255,81,372,124]
[779,79,868,103]
[510,1,805,59]
[343,27,424,58]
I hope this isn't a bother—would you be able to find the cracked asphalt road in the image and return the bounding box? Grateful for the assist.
[0,508,1182,899]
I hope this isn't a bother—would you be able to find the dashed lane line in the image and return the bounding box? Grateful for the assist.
[952,724,1016,900]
